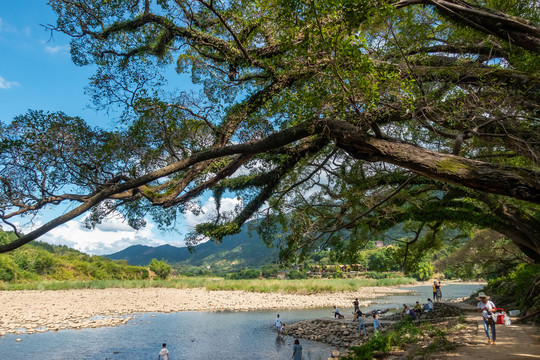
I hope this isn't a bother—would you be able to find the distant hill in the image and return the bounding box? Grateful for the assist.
[104,227,279,268]
[0,228,149,282]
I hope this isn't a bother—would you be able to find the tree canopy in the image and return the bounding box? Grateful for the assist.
[0,0,539,262]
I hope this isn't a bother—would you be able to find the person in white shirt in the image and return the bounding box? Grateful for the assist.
[275,314,283,336]
[158,343,169,360]
[477,292,497,345]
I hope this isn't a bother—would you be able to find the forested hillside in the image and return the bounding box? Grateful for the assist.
[0,229,148,282]
[105,226,279,268]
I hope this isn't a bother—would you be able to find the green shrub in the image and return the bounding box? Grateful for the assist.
[34,250,56,275]
[261,265,279,278]
[483,263,540,317]
[149,259,172,280]
[413,261,434,281]
[287,269,308,279]
[227,268,260,279]
[0,255,17,281]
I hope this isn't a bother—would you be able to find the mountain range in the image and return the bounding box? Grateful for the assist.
[104,226,279,268]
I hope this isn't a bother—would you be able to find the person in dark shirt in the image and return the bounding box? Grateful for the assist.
[292,339,302,360]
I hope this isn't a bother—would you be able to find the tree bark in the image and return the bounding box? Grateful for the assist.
[322,120,540,204]
[394,0,540,52]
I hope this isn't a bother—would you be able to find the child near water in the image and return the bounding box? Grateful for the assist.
[158,343,169,360]
[373,314,381,334]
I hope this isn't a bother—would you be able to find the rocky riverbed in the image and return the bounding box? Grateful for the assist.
[285,303,470,359]
[0,286,409,335]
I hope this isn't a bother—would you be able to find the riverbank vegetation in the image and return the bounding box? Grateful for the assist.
[0,276,416,293]
[0,236,149,283]
[344,318,460,360]
[480,263,540,322]
[0,228,419,291]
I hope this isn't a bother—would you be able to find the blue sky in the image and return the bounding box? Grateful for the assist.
[0,1,240,255]
[0,1,104,127]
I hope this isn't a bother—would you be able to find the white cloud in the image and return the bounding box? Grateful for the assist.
[0,17,23,34]
[184,196,243,228]
[43,42,70,54]
[38,214,176,255]
[0,75,20,90]
[12,196,242,255]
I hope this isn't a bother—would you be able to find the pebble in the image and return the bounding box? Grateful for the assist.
[0,287,408,335]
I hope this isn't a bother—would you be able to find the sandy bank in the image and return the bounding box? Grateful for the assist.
[0,286,409,335]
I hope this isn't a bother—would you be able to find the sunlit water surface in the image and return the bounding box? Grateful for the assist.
[0,284,482,359]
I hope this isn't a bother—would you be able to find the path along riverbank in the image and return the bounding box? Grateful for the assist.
[0,286,409,335]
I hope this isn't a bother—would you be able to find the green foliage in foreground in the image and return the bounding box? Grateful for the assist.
[343,320,456,360]
[0,276,416,293]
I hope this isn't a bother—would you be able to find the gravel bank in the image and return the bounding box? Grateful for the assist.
[0,286,409,335]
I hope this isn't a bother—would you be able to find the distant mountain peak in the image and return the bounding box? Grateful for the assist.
[104,228,278,268]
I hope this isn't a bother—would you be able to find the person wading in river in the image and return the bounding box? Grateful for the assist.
[158,343,169,360]
[291,339,302,360]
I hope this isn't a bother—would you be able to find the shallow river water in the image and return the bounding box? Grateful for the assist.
[0,283,482,359]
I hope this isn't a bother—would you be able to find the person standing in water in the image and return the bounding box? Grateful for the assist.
[333,306,343,318]
[158,343,169,360]
[275,314,283,336]
[292,339,302,360]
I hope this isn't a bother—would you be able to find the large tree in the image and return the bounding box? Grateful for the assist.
[0,0,539,261]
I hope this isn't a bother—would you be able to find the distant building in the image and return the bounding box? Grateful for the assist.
[374,241,384,248]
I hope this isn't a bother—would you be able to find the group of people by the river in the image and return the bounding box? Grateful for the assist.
[275,314,302,359]
[262,285,501,359]
[156,288,501,359]
[349,298,384,335]
[400,298,435,320]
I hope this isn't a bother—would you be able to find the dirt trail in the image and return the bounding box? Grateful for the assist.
[439,306,540,360]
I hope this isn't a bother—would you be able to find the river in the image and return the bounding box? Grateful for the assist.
[0,283,482,359]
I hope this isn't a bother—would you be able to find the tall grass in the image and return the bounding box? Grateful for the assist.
[0,276,416,293]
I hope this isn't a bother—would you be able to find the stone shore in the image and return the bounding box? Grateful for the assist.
[0,286,408,336]
[285,303,469,359]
